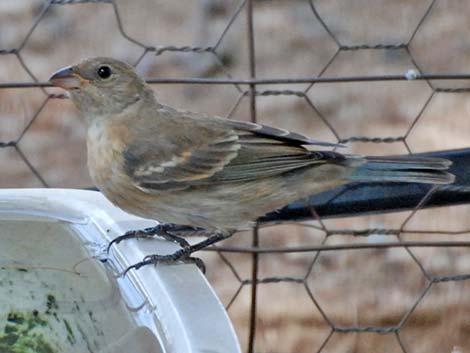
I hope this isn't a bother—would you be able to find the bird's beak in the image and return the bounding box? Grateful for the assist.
[49,66,88,90]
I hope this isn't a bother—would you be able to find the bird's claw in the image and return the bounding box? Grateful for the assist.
[142,248,187,264]
[107,224,191,254]
[107,228,151,254]
[117,228,234,276]
[122,248,206,276]
[107,229,146,254]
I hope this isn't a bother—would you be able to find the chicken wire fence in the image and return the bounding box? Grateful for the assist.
[1,0,470,352]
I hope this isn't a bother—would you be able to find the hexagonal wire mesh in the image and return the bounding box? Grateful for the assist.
[1,0,470,352]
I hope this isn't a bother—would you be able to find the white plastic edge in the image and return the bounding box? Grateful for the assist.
[0,188,241,353]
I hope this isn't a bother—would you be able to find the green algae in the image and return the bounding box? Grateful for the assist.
[0,309,56,353]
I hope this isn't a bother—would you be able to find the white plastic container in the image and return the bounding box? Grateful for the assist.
[0,189,241,353]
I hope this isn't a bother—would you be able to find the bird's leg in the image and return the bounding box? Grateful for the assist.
[107,223,204,253]
[123,229,235,275]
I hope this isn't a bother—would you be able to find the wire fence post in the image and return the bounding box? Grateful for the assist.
[246,0,258,352]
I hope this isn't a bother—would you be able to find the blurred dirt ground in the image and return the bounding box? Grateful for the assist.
[1,1,470,352]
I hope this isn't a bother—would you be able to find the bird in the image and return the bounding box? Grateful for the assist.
[49,57,454,272]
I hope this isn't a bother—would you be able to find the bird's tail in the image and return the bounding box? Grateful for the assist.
[347,155,455,184]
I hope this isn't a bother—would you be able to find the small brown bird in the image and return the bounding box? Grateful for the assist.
[50,57,454,271]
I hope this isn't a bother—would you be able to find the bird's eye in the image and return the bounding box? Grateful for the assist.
[97,65,112,79]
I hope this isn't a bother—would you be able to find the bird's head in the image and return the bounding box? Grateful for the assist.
[50,57,154,118]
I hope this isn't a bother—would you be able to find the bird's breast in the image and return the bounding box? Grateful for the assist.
[86,119,135,191]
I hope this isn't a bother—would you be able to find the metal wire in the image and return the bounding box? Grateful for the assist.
[1,1,470,352]
[3,73,470,88]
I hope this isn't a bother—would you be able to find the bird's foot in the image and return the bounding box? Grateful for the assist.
[122,229,236,275]
[107,223,203,253]
[123,248,206,275]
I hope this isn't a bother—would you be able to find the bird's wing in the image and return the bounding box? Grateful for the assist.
[124,110,341,191]
[225,119,341,147]
[124,124,241,191]
[206,131,340,183]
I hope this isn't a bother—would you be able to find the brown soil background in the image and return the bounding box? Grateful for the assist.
[1,1,470,352]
